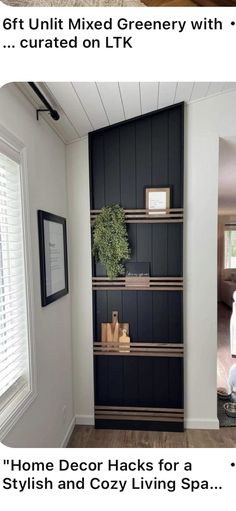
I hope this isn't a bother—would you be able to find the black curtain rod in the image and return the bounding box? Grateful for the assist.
[28,82,60,121]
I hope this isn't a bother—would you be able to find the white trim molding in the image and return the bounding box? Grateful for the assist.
[75,414,95,426]
[185,418,219,430]
[60,417,76,448]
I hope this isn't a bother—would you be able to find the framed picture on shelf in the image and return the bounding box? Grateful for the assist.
[38,210,69,307]
[145,187,170,215]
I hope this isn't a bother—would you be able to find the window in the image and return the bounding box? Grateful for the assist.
[0,134,36,439]
[224,227,236,269]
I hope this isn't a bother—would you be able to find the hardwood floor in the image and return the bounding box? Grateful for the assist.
[143,0,197,5]
[4,0,236,4]
[217,302,235,390]
[6,0,234,4]
[143,0,235,4]
[68,425,236,448]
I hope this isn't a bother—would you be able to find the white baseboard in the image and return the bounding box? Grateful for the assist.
[60,417,76,448]
[185,418,219,430]
[75,414,95,426]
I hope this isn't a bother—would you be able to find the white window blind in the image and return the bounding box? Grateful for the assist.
[0,148,30,417]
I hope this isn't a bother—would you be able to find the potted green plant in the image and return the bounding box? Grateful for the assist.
[92,204,131,279]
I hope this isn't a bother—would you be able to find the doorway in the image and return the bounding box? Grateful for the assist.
[217,138,236,426]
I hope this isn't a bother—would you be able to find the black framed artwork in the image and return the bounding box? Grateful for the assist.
[37,210,69,306]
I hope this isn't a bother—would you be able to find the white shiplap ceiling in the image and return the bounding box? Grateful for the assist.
[16,82,236,144]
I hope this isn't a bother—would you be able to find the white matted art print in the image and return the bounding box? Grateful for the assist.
[44,220,65,296]
[145,188,170,215]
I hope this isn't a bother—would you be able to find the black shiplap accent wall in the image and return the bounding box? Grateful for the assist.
[89,103,184,432]
[90,105,183,209]
[93,291,183,343]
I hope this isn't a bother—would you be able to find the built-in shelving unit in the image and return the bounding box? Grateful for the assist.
[95,406,184,424]
[92,276,183,291]
[91,208,184,224]
[93,342,184,357]
[89,102,184,432]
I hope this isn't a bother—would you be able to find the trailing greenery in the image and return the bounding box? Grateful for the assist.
[92,204,131,279]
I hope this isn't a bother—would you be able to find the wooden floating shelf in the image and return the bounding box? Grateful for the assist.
[95,406,184,423]
[90,209,183,224]
[94,342,184,358]
[92,276,183,291]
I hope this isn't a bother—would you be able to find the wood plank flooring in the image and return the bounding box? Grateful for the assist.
[143,0,197,5]
[4,0,236,4]
[68,425,236,448]
[143,0,235,4]
[3,0,144,6]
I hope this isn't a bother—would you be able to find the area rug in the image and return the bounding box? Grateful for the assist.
[2,0,145,6]
[218,396,236,427]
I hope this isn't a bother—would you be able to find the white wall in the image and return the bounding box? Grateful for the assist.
[67,90,236,429]
[185,90,236,428]
[66,138,94,425]
[0,84,74,447]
